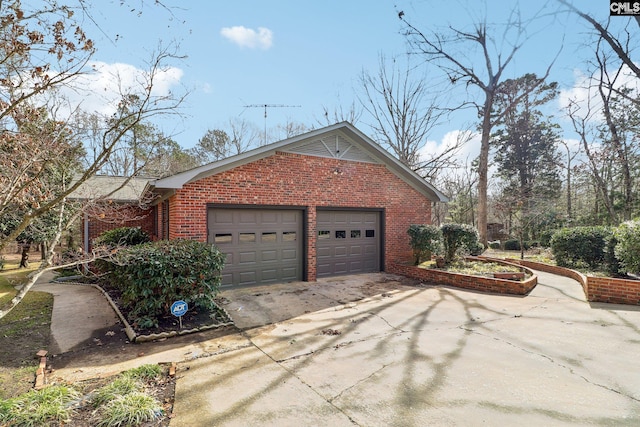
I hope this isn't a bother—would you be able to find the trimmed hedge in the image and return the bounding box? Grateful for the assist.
[615,220,640,275]
[94,226,150,247]
[407,224,442,265]
[550,226,619,274]
[504,239,520,251]
[109,239,226,329]
[441,223,483,262]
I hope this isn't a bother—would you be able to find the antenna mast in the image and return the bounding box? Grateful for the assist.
[243,103,302,143]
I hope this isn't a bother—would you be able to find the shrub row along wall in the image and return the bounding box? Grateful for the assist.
[388,262,537,296]
[499,258,640,306]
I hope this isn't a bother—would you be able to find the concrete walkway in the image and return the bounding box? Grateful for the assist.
[33,273,120,354]
[170,271,640,426]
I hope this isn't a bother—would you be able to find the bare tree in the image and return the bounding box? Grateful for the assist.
[399,7,555,244]
[358,54,451,177]
[558,1,640,86]
[0,2,186,318]
[317,99,362,127]
[558,139,580,220]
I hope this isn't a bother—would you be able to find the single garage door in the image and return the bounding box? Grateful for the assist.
[208,208,303,288]
[316,210,381,277]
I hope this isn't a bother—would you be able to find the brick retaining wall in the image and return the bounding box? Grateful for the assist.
[388,260,537,296]
[493,258,640,306]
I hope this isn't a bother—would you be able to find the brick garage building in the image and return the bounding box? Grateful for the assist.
[143,122,447,288]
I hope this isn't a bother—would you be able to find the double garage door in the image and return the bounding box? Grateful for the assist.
[208,207,380,288]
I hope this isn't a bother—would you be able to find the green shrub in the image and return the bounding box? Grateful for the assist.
[440,223,481,263]
[550,226,615,270]
[615,220,640,275]
[468,240,485,256]
[539,230,556,248]
[94,226,150,248]
[109,239,225,328]
[604,233,622,276]
[488,241,501,250]
[407,224,442,265]
[504,239,521,251]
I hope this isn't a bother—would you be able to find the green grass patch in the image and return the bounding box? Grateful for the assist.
[121,363,163,381]
[0,261,54,398]
[0,384,79,426]
[96,391,163,427]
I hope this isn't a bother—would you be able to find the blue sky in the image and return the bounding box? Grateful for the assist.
[76,0,615,158]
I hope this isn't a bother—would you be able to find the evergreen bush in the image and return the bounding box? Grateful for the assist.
[109,239,226,328]
[614,220,640,275]
[94,226,150,248]
[504,239,521,251]
[407,224,442,264]
[440,223,482,263]
[550,226,612,270]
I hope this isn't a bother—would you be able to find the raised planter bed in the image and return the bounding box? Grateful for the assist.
[493,272,525,281]
[388,259,537,296]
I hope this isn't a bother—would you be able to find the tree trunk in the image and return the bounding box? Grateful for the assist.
[477,94,493,246]
[19,244,30,268]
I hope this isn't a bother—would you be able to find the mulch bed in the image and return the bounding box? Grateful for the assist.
[95,279,233,341]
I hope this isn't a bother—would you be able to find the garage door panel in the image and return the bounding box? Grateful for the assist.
[239,251,256,263]
[239,271,256,285]
[261,211,278,224]
[316,210,380,277]
[317,246,331,257]
[334,246,348,257]
[239,211,258,224]
[281,211,299,224]
[261,250,277,261]
[261,269,277,281]
[281,249,297,260]
[208,208,303,288]
[214,210,234,224]
[282,267,298,280]
[333,262,348,274]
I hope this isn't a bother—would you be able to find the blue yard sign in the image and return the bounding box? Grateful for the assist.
[171,300,188,317]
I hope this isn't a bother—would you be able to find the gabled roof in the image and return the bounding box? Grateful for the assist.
[145,122,448,202]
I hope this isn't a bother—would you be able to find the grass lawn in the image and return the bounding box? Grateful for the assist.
[0,260,53,399]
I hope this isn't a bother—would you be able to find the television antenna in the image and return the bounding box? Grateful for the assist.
[243,103,302,143]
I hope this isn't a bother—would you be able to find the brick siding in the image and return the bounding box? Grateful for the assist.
[83,204,155,250]
[166,152,433,281]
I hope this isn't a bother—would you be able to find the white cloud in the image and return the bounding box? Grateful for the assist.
[419,130,481,168]
[559,65,640,123]
[220,26,273,50]
[59,61,183,117]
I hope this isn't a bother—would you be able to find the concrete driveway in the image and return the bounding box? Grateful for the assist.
[171,271,640,426]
